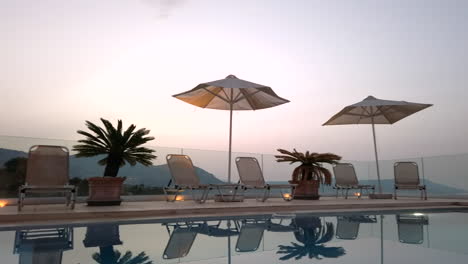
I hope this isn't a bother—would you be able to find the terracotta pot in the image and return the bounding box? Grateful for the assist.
[290,180,320,200]
[87,177,125,206]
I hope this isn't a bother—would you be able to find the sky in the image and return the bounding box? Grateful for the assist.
[1,0,468,161]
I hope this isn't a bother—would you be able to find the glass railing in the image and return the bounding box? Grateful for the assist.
[1,135,467,199]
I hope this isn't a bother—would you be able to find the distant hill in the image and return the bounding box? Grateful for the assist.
[0,148,223,186]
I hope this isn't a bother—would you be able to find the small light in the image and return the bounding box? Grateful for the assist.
[0,201,7,208]
[175,196,185,201]
[413,213,424,216]
[354,192,361,197]
[283,193,291,199]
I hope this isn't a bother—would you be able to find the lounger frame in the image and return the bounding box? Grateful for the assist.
[18,145,77,211]
[332,163,375,199]
[394,162,427,200]
[165,154,243,203]
[235,157,296,202]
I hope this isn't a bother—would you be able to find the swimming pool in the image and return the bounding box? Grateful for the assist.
[0,209,467,264]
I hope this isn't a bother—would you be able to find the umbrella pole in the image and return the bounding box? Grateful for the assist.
[228,100,233,184]
[371,118,382,193]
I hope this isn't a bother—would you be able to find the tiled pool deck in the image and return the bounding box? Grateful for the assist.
[1,197,467,227]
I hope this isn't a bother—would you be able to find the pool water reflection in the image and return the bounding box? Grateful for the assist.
[0,210,467,264]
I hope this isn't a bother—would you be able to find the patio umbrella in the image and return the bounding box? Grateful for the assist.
[322,96,432,193]
[173,74,289,183]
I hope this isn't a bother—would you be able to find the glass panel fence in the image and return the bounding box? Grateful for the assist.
[1,135,467,199]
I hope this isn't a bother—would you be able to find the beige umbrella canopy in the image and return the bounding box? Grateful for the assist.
[323,96,432,193]
[173,74,289,182]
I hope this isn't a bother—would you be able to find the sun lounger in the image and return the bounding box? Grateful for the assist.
[396,214,429,244]
[18,145,77,211]
[14,227,73,264]
[394,162,427,200]
[165,154,243,203]
[332,163,375,199]
[235,157,296,202]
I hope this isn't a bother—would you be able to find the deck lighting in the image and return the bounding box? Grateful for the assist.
[283,193,292,199]
[354,192,361,198]
[0,201,7,207]
[175,196,185,201]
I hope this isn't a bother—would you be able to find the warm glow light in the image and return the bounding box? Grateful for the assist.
[354,192,361,197]
[175,196,185,201]
[0,201,7,207]
[283,193,291,199]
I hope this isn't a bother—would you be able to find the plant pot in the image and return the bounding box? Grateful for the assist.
[291,180,320,200]
[87,177,125,206]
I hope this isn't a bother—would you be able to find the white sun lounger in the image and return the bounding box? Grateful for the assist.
[18,145,77,211]
[165,154,243,203]
[235,157,296,202]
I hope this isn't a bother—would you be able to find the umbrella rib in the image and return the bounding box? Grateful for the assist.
[237,89,259,109]
[221,89,232,102]
[376,105,391,123]
[357,107,367,124]
[202,87,230,104]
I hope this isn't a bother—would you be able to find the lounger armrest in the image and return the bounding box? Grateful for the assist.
[210,184,242,188]
[265,184,297,188]
[395,184,426,190]
[356,184,375,188]
[20,185,76,190]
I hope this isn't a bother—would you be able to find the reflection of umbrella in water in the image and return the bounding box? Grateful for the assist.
[173,75,289,182]
[323,96,432,194]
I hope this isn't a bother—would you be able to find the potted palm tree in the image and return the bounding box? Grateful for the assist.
[275,149,341,200]
[73,118,156,206]
[277,216,345,260]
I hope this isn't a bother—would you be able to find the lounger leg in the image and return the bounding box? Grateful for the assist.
[18,189,24,211]
[424,188,427,200]
[70,188,76,209]
[394,187,398,200]
[345,189,349,199]
[336,188,339,198]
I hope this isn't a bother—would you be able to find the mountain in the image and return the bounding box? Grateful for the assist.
[0,148,223,186]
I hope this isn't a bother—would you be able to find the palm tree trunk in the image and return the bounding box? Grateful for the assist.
[99,246,118,264]
[103,156,121,177]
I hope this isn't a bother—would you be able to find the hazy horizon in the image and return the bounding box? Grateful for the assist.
[1,0,468,161]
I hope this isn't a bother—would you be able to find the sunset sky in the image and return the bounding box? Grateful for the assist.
[1,0,467,161]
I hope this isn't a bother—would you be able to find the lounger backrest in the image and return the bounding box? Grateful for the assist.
[336,217,359,240]
[394,162,420,185]
[396,215,425,244]
[163,227,198,259]
[25,145,69,186]
[333,163,358,186]
[166,155,200,186]
[235,157,265,186]
[235,222,265,252]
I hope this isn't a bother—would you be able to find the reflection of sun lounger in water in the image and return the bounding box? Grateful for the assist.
[14,228,73,264]
[235,219,266,252]
[336,215,377,240]
[163,222,202,259]
[396,214,429,244]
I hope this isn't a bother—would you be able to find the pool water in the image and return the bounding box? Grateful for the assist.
[0,209,467,264]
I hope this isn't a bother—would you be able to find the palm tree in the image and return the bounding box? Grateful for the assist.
[277,217,345,261]
[275,149,341,184]
[92,249,153,264]
[73,118,156,177]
